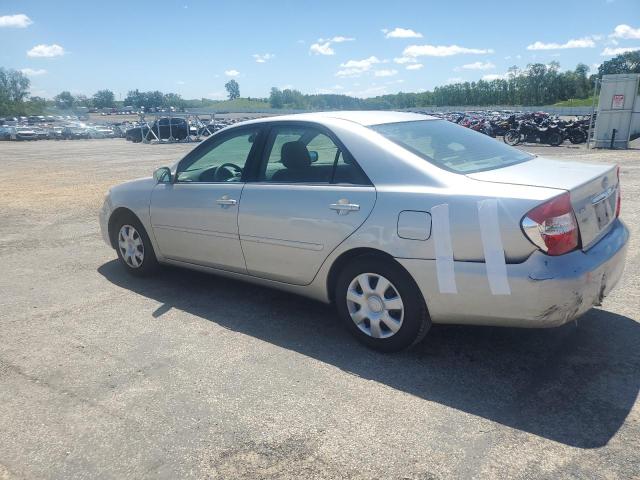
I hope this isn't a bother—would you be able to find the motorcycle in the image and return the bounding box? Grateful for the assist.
[503,120,563,146]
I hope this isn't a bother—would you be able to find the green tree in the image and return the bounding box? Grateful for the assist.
[0,68,30,115]
[225,79,240,100]
[598,50,640,76]
[54,91,75,109]
[269,87,284,108]
[92,89,115,109]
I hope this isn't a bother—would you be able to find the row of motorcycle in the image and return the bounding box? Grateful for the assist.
[446,112,593,146]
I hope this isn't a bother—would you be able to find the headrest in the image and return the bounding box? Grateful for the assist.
[281,141,311,170]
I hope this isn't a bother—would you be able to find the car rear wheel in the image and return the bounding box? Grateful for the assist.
[335,255,431,352]
[113,213,159,276]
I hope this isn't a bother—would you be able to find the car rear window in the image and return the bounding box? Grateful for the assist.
[371,120,533,174]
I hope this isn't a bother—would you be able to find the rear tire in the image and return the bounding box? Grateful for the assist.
[335,255,431,352]
[112,213,159,277]
[504,130,520,146]
[547,132,563,146]
[569,130,586,144]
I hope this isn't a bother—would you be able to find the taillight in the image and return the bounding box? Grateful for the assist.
[521,192,580,256]
[615,166,621,217]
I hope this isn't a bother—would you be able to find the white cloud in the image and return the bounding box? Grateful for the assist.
[610,24,640,39]
[224,69,240,76]
[394,56,417,64]
[526,37,596,50]
[406,63,424,70]
[384,27,423,39]
[446,77,464,84]
[0,14,33,28]
[20,68,47,76]
[328,36,354,43]
[253,53,274,63]
[601,46,640,56]
[310,42,334,55]
[27,44,66,58]
[374,69,398,77]
[403,44,493,57]
[335,56,381,77]
[176,80,185,85]
[482,73,508,81]
[310,35,354,55]
[460,61,495,70]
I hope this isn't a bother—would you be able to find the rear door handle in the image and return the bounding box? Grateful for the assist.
[330,201,360,214]
[216,196,237,207]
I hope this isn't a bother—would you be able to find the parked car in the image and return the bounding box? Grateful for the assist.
[89,126,115,138]
[0,126,13,140]
[12,126,38,140]
[62,126,90,140]
[48,127,65,140]
[100,111,628,352]
[125,117,189,142]
[32,127,50,140]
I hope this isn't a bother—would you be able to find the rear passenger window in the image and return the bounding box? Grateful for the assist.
[258,125,369,185]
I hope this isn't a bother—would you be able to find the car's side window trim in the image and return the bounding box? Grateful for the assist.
[251,121,372,187]
[173,125,266,184]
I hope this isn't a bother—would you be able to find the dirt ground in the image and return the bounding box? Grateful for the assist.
[0,138,639,479]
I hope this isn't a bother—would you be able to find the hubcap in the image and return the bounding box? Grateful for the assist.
[118,224,144,268]
[346,273,404,339]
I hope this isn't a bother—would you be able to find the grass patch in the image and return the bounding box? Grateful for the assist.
[553,97,597,107]
[201,98,271,111]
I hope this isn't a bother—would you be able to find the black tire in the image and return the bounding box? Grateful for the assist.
[112,212,159,276]
[335,254,431,352]
[569,130,586,144]
[547,131,563,146]
[503,130,520,146]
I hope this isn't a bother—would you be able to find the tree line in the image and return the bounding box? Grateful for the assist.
[269,52,639,110]
[1,51,639,116]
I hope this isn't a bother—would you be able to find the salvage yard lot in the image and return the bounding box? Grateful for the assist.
[0,138,639,479]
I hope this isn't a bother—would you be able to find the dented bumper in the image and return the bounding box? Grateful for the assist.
[397,219,629,327]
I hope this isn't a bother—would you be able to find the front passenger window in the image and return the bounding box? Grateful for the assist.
[176,128,259,183]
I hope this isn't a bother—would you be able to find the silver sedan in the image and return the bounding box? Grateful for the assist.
[99,111,629,351]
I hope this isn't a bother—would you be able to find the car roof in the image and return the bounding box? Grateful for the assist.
[244,110,438,127]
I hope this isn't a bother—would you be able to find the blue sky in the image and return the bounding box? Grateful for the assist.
[1,0,639,100]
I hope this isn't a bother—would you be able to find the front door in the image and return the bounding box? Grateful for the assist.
[150,126,262,272]
[238,123,376,285]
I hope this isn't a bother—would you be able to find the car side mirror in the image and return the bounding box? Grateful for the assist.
[309,151,319,163]
[153,167,172,183]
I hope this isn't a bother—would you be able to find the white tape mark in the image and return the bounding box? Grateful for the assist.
[431,204,457,294]
[477,199,511,295]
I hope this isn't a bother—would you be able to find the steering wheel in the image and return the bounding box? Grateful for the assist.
[214,163,243,182]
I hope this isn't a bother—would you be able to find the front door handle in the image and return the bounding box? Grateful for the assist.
[330,200,360,215]
[216,196,237,207]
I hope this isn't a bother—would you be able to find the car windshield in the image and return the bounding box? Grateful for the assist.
[371,120,533,174]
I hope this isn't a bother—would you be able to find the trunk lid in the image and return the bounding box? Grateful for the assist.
[468,157,619,250]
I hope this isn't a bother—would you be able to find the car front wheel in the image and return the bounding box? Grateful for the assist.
[113,214,159,276]
[335,255,431,352]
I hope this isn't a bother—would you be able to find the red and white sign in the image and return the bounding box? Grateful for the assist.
[612,94,625,109]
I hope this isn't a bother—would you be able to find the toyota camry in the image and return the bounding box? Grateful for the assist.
[99,111,629,351]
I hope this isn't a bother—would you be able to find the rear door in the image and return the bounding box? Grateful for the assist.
[238,123,376,285]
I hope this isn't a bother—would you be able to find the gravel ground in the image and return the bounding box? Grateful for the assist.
[0,138,638,480]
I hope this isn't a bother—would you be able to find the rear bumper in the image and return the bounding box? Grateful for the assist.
[397,219,629,327]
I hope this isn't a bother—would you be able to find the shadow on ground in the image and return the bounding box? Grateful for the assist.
[99,261,640,449]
